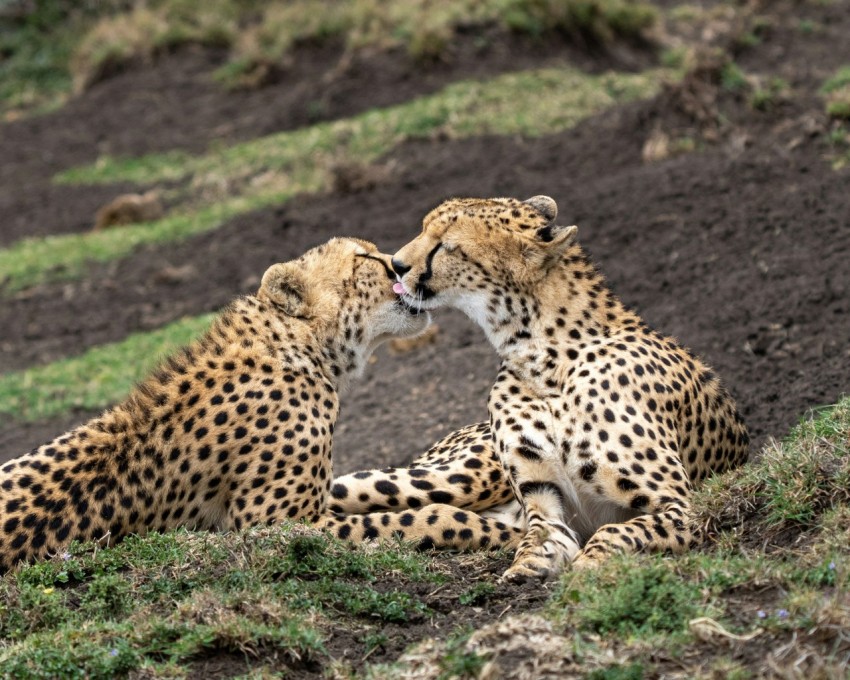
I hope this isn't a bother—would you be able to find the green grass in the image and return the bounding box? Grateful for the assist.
[0,194,281,294]
[1,0,658,114]
[1,527,440,677]
[58,66,668,187]
[821,66,850,121]
[554,558,704,638]
[0,314,214,423]
[692,396,850,541]
[70,0,657,90]
[0,0,118,113]
[820,66,850,94]
[0,64,669,295]
[750,76,789,111]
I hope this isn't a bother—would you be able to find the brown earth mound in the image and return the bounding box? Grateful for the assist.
[1,1,848,481]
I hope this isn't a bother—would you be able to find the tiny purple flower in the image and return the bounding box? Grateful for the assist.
[61,552,72,561]
[756,610,767,619]
[829,561,836,570]
[110,649,119,657]
[777,609,789,619]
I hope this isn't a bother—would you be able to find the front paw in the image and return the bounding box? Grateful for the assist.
[500,525,580,583]
[501,558,554,583]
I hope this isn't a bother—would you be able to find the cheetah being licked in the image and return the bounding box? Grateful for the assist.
[391,196,749,581]
[0,238,522,574]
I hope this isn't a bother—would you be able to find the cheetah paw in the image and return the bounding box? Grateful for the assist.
[499,525,580,583]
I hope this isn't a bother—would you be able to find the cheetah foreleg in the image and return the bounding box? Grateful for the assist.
[499,485,582,583]
[572,499,695,569]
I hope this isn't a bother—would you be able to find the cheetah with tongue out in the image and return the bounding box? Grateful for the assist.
[0,238,522,574]
[390,195,749,581]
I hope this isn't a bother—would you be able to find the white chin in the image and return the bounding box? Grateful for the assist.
[402,311,432,335]
[400,294,441,312]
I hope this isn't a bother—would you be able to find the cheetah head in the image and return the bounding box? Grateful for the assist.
[391,196,577,319]
[259,238,430,375]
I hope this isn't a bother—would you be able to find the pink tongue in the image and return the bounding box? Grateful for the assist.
[392,282,405,295]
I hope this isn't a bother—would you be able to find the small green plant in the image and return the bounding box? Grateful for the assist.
[557,558,702,637]
[363,630,389,656]
[750,77,789,111]
[661,46,687,69]
[797,19,818,33]
[821,66,850,120]
[436,630,488,680]
[587,664,645,680]
[80,573,133,619]
[458,581,496,606]
[720,62,748,92]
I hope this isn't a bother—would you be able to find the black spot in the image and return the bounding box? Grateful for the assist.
[428,490,454,504]
[579,462,597,481]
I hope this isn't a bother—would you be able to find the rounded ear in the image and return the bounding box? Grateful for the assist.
[259,263,308,317]
[524,224,579,273]
[523,195,558,222]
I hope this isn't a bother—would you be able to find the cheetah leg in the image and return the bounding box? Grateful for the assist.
[499,477,582,583]
[328,422,513,515]
[571,499,695,570]
[311,503,523,551]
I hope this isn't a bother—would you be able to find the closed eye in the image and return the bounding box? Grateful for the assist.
[355,253,396,281]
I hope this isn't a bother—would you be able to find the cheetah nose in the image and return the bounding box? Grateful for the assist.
[391,257,411,277]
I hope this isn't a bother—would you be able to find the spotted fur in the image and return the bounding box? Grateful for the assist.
[0,238,522,574]
[390,195,749,580]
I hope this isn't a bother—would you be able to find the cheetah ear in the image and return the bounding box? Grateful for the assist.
[259,263,310,317]
[523,195,558,222]
[526,223,578,273]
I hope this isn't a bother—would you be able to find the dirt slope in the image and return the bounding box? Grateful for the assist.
[1,1,849,478]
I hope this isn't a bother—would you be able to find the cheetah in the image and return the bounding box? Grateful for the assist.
[389,195,749,581]
[0,238,522,574]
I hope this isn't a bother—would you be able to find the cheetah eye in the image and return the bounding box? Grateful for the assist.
[355,253,395,281]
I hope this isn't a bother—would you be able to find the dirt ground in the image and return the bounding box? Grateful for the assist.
[1,1,849,484]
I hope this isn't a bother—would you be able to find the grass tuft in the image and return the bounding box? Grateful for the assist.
[821,66,850,120]
[0,64,668,296]
[0,525,441,677]
[554,557,703,638]
[692,396,850,547]
[0,314,214,423]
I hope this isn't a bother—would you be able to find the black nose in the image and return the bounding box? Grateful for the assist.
[391,257,411,276]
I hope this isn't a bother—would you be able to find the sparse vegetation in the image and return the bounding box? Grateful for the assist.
[720,61,748,92]
[821,65,850,120]
[0,314,214,422]
[0,64,667,295]
[67,0,658,91]
[750,76,789,111]
[0,527,442,676]
[0,0,120,114]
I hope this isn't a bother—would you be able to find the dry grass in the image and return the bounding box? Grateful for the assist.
[70,0,659,91]
[692,397,850,551]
